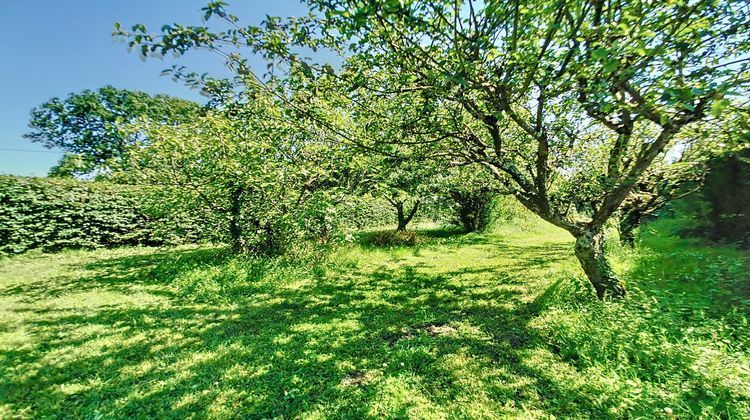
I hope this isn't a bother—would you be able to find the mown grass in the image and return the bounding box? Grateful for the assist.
[0,221,748,418]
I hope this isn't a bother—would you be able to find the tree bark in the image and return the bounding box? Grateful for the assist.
[395,200,420,231]
[228,186,244,253]
[396,202,406,231]
[574,229,627,299]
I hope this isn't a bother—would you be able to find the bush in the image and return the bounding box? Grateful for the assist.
[702,148,750,244]
[449,188,497,232]
[658,148,750,247]
[366,230,419,247]
[0,176,207,254]
[302,195,393,242]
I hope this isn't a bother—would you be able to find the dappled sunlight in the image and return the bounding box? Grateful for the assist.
[1,226,748,417]
[2,0,748,417]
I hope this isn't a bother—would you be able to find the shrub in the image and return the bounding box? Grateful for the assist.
[0,175,206,254]
[702,148,750,244]
[657,148,750,247]
[367,230,419,247]
[449,188,497,232]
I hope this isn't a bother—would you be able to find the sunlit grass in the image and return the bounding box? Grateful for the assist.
[1,221,748,418]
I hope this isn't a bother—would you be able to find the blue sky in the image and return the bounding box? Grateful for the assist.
[0,0,310,176]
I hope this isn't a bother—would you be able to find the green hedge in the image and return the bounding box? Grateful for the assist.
[0,176,205,254]
[702,148,750,244]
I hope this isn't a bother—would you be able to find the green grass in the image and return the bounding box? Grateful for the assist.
[1,221,748,418]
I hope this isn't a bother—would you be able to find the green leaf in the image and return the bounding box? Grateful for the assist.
[592,48,608,60]
[602,60,618,74]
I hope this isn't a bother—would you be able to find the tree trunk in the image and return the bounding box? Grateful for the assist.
[395,200,420,231]
[395,202,405,231]
[574,229,627,299]
[459,208,477,232]
[228,186,243,253]
[453,191,478,232]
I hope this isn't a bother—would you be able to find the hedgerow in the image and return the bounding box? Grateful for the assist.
[0,176,206,254]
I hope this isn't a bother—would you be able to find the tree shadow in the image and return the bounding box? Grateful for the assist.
[417,225,466,239]
[4,232,746,417]
[0,247,230,302]
[0,234,608,418]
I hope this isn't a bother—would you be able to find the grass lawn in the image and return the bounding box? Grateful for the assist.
[1,223,749,418]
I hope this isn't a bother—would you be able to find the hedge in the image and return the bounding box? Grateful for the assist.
[0,176,205,254]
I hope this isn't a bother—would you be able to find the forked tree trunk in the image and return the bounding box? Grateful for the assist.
[573,229,627,299]
[395,200,420,232]
[514,197,629,300]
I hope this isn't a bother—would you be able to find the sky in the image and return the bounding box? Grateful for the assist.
[0,0,311,176]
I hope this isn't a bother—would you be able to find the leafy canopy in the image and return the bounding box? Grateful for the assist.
[26,86,201,177]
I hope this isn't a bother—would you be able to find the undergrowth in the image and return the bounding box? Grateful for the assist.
[533,218,750,418]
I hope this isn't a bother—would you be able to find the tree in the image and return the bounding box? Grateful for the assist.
[120,1,750,298]
[620,105,750,245]
[368,157,437,231]
[439,167,501,233]
[319,0,750,299]
[124,86,353,254]
[25,86,201,177]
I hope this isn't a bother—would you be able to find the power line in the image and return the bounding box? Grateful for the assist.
[0,147,64,154]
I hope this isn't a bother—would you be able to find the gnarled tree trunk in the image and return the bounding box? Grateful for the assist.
[573,229,627,299]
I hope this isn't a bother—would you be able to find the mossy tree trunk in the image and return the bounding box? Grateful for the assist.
[515,195,629,300]
[573,229,627,299]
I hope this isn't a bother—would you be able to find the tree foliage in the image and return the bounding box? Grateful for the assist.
[118,0,750,298]
[124,87,359,254]
[25,86,201,177]
[619,105,750,245]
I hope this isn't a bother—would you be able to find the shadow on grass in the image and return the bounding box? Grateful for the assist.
[417,225,467,239]
[354,225,469,249]
[0,247,232,302]
[0,236,621,418]
[2,230,748,417]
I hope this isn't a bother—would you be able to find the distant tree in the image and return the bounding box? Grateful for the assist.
[620,106,750,246]
[25,86,201,177]
[47,153,89,178]
[439,167,502,233]
[368,157,436,232]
